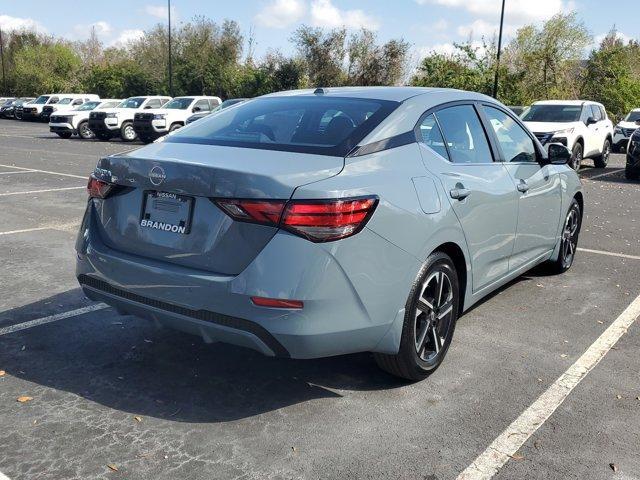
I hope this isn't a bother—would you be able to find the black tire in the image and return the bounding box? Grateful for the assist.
[120,121,137,142]
[169,123,182,132]
[56,132,72,139]
[593,138,611,168]
[546,198,581,274]
[626,167,639,181]
[570,142,583,171]
[374,252,460,381]
[77,121,94,140]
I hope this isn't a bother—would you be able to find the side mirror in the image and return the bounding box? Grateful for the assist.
[192,106,201,113]
[144,105,153,109]
[586,117,597,126]
[547,143,572,165]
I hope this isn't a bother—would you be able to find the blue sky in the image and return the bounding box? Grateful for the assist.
[1,0,639,67]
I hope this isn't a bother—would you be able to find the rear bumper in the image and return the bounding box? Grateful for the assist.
[75,202,419,359]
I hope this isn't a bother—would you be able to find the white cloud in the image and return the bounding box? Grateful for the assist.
[310,0,379,30]
[72,21,113,39]
[456,19,518,38]
[432,19,450,32]
[0,14,46,33]
[254,0,306,28]
[416,0,570,23]
[144,4,176,20]
[110,29,145,47]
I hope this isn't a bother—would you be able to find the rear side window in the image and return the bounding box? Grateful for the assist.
[418,114,449,160]
[434,105,493,164]
[168,96,399,156]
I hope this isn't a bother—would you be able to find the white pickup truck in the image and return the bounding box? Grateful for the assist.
[132,96,222,143]
[88,96,172,142]
[22,94,100,122]
[522,100,614,170]
[49,99,122,139]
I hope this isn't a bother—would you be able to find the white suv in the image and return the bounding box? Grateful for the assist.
[613,109,640,153]
[522,100,614,170]
[88,96,172,142]
[22,94,100,122]
[132,96,222,143]
[49,99,122,139]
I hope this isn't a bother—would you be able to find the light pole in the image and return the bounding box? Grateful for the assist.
[0,27,6,96]
[492,0,506,99]
[167,0,173,96]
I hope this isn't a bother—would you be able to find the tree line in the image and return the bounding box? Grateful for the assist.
[1,12,639,119]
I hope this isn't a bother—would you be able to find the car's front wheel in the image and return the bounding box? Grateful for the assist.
[78,121,94,140]
[121,122,137,142]
[546,198,581,273]
[570,143,583,171]
[594,138,611,168]
[374,252,459,381]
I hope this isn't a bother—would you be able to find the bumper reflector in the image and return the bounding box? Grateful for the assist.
[251,296,304,309]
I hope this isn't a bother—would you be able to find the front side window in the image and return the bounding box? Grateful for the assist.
[48,97,59,104]
[34,95,50,104]
[164,98,195,110]
[168,96,398,156]
[58,98,73,105]
[590,105,602,122]
[145,99,162,108]
[193,99,211,112]
[418,114,449,160]
[434,105,493,164]
[484,106,537,163]
[522,105,582,123]
[624,111,640,122]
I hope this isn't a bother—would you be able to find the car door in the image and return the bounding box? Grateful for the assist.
[417,104,518,292]
[481,104,562,270]
[585,104,603,156]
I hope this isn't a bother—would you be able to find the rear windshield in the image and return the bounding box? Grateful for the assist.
[167,96,399,156]
[625,111,640,122]
[522,105,583,123]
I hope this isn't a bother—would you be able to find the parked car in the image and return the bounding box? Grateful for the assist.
[613,109,640,153]
[77,87,582,380]
[625,128,640,180]
[0,98,17,117]
[508,105,526,117]
[522,100,614,170]
[133,96,222,143]
[22,94,100,122]
[14,99,36,120]
[0,98,35,119]
[185,98,248,125]
[49,99,122,139]
[88,96,172,142]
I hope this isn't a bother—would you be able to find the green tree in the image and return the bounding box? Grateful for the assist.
[12,42,82,95]
[292,26,347,87]
[581,31,640,119]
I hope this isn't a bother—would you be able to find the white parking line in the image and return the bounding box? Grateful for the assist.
[457,292,640,480]
[0,186,85,197]
[578,247,640,261]
[583,168,625,181]
[0,304,108,337]
[0,164,86,179]
[0,222,80,236]
[0,170,36,175]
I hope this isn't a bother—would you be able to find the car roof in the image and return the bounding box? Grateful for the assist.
[263,86,476,103]
[533,100,600,107]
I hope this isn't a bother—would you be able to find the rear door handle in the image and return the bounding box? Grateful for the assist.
[450,188,471,200]
[517,180,530,193]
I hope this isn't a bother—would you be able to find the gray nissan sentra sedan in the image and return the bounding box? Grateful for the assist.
[76,87,582,380]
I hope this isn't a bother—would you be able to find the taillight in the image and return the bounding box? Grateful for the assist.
[87,176,114,199]
[214,196,378,242]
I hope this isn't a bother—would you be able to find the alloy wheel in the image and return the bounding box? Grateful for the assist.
[571,146,582,171]
[414,270,455,362]
[561,205,580,268]
[80,122,94,139]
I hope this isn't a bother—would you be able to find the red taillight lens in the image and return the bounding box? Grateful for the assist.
[251,296,304,309]
[214,196,378,242]
[87,176,114,199]
[282,197,378,242]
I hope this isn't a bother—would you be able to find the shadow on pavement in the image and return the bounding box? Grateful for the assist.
[0,289,407,424]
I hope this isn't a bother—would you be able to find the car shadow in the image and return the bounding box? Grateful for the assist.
[0,289,407,424]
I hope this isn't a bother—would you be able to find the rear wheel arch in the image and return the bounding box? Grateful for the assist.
[432,242,467,315]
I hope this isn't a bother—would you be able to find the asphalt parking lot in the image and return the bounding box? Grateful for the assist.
[0,118,639,480]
